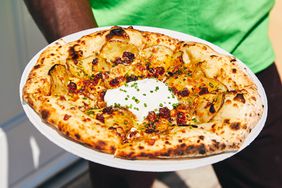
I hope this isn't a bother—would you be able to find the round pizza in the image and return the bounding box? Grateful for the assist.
[22,26,264,159]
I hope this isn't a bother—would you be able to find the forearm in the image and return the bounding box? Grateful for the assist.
[24,0,97,43]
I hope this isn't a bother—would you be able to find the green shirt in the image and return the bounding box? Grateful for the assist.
[90,0,275,73]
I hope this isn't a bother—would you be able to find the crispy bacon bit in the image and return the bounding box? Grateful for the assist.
[155,67,165,76]
[147,66,165,77]
[63,114,71,121]
[179,88,189,97]
[59,96,66,101]
[199,87,209,95]
[145,128,156,134]
[92,58,98,65]
[96,113,105,123]
[209,104,216,113]
[123,51,135,63]
[126,75,138,82]
[147,111,157,122]
[109,78,120,87]
[232,68,237,73]
[99,90,106,100]
[67,82,77,93]
[113,57,124,65]
[102,107,113,114]
[176,112,186,126]
[159,107,170,119]
[234,93,245,103]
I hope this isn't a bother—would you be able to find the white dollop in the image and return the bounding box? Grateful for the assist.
[104,78,179,122]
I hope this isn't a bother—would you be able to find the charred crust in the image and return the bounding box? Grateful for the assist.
[209,104,216,113]
[138,146,144,150]
[230,122,240,130]
[48,64,60,75]
[92,58,98,65]
[68,45,82,63]
[74,133,81,140]
[234,93,245,103]
[198,144,206,154]
[199,135,205,140]
[34,64,40,69]
[211,139,220,149]
[41,109,50,120]
[106,27,127,40]
[95,140,107,150]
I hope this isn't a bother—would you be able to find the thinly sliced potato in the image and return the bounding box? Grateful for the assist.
[48,64,69,96]
[100,40,139,63]
[193,93,224,123]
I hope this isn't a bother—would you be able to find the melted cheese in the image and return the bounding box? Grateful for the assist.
[104,78,178,122]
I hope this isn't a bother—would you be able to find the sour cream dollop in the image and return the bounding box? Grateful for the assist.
[104,78,178,122]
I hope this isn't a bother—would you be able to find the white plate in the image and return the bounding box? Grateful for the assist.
[19,26,267,172]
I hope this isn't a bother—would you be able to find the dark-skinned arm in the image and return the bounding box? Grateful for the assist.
[24,0,97,43]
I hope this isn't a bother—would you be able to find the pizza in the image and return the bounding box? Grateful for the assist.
[22,26,264,159]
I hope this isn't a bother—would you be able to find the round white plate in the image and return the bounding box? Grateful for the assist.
[19,26,267,172]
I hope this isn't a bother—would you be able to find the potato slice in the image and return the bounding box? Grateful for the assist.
[140,45,173,69]
[193,93,224,123]
[100,40,138,63]
[48,64,69,96]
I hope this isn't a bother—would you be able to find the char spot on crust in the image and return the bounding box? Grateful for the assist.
[230,122,241,130]
[224,119,230,124]
[138,146,144,150]
[211,139,220,149]
[110,146,116,153]
[34,65,40,69]
[41,109,50,120]
[226,99,232,104]
[74,133,81,140]
[106,27,127,40]
[199,135,205,140]
[234,93,245,103]
[96,140,106,150]
[198,144,206,154]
